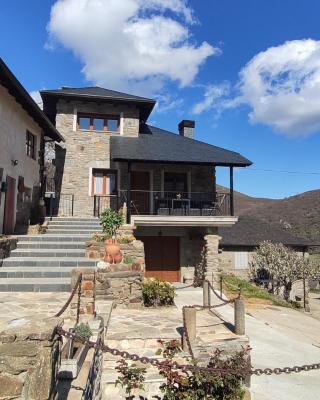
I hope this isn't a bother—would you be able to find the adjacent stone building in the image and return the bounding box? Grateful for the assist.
[0,58,63,234]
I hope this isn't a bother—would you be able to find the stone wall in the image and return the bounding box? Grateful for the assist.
[0,316,62,400]
[96,269,143,305]
[0,236,17,266]
[71,268,95,316]
[54,100,140,217]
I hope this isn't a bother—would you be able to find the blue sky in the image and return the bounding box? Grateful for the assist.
[1,0,320,199]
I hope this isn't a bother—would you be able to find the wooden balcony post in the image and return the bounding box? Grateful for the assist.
[213,165,216,203]
[229,166,234,216]
[127,161,132,223]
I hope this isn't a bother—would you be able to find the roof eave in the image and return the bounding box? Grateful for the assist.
[111,157,252,167]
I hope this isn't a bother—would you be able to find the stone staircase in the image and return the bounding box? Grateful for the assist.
[0,218,101,292]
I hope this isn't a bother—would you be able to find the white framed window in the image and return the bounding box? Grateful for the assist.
[91,169,117,196]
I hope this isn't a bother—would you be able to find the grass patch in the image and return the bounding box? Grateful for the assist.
[222,275,300,309]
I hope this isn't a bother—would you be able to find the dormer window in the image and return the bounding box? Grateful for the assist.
[77,113,120,133]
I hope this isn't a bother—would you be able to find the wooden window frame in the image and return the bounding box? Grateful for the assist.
[26,130,37,160]
[91,169,118,196]
[77,113,120,133]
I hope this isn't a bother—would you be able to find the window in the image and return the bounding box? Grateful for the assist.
[77,113,120,133]
[235,252,249,270]
[92,169,117,195]
[26,131,36,159]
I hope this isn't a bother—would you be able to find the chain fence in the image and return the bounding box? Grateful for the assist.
[53,275,320,378]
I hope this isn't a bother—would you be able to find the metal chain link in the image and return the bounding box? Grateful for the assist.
[56,327,320,376]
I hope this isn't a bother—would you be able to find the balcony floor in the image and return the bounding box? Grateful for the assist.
[130,215,238,227]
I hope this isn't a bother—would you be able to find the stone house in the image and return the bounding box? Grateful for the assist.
[219,215,314,277]
[0,58,63,234]
[41,87,252,283]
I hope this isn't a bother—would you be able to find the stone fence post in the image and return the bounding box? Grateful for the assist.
[71,268,96,317]
[0,316,63,400]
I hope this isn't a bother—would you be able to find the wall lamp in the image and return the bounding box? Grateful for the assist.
[11,160,18,166]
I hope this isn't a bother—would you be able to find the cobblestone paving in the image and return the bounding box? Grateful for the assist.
[0,292,70,331]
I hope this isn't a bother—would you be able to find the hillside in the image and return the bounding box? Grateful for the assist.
[234,189,320,244]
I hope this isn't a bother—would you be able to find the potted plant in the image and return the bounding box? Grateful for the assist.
[100,208,124,263]
[59,323,93,379]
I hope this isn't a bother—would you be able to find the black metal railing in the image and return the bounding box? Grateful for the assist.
[113,190,231,217]
[93,195,119,217]
[47,193,74,218]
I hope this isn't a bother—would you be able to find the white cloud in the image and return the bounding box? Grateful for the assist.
[238,39,320,136]
[30,91,43,109]
[47,0,216,94]
[192,83,229,115]
[194,39,320,137]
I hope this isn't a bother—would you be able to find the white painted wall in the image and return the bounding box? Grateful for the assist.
[0,85,42,233]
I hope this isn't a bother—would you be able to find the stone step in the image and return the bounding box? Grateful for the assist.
[0,267,73,278]
[47,220,101,226]
[46,217,99,222]
[17,235,92,242]
[10,249,86,258]
[46,228,98,235]
[47,225,101,233]
[2,257,98,268]
[0,277,70,292]
[17,241,86,249]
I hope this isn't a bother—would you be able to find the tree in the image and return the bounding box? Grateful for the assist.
[250,241,320,300]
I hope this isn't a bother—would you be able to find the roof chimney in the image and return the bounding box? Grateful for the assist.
[178,120,195,139]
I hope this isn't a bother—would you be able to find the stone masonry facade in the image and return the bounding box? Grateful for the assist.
[54,100,140,217]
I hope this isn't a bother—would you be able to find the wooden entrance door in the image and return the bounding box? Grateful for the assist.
[140,236,180,282]
[131,171,150,214]
[3,176,16,234]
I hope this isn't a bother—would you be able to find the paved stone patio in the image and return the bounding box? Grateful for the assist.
[0,292,70,331]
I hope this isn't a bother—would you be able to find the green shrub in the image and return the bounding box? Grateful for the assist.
[142,278,176,307]
[100,208,124,237]
[74,323,92,342]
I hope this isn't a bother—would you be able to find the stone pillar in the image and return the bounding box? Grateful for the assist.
[204,231,221,286]
[71,268,96,317]
[0,316,63,400]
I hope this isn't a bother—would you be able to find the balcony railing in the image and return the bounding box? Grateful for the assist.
[93,191,231,218]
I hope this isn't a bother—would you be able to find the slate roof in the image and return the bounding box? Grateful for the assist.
[40,87,156,121]
[219,216,315,248]
[0,58,64,142]
[110,124,252,166]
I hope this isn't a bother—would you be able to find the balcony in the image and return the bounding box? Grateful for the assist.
[93,191,237,227]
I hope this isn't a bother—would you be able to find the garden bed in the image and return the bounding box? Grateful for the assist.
[222,275,300,309]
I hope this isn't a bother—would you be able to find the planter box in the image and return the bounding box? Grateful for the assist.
[59,337,90,379]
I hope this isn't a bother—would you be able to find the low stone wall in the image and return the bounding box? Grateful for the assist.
[71,268,95,316]
[0,236,17,266]
[0,316,62,400]
[96,268,143,305]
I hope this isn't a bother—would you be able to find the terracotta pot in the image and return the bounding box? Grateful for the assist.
[105,240,120,257]
[113,252,123,264]
[103,253,113,263]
